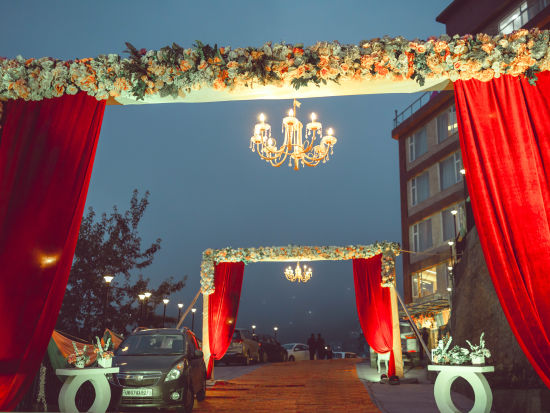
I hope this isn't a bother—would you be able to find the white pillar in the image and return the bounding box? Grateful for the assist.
[202,293,212,379]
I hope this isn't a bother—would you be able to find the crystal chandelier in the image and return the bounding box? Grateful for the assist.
[250,99,337,170]
[284,262,313,283]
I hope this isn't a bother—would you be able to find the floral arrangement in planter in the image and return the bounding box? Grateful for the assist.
[466,332,491,365]
[432,336,454,364]
[448,345,470,365]
[66,342,90,368]
[94,336,114,368]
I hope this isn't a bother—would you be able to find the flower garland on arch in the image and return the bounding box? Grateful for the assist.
[200,241,400,294]
[1,29,550,102]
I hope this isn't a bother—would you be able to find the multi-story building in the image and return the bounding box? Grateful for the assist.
[393,0,550,326]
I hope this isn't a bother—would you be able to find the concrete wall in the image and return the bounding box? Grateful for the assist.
[450,227,550,412]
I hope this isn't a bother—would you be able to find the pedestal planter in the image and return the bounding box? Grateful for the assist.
[428,364,494,413]
[471,355,485,365]
[56,367,119,413]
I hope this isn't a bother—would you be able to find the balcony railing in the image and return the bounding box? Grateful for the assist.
[393,91,434,129]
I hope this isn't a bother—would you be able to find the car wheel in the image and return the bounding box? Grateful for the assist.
[288,355,295,362]
[195,373,206,402]
[179,383,194,413]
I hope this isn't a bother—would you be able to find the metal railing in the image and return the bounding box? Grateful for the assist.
[393,91,434,128]
[499,0,549,34]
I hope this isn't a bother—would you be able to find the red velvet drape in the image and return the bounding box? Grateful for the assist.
[353,255,395,376]
[455,72,550,388]
[207,261,245,378]
[0,93,106,410]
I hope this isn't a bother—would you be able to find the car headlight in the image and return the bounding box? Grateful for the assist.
[165,362,185,382]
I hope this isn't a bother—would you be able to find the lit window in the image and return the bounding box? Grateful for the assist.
[412,266,438,299]
[437,106,457,144]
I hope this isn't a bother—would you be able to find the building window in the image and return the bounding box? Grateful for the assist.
[499,1,528,34]
[410,171,429,206]
[439,151,463,191]
[412,218,433,252]
[442,208,457,241]
[412,266,438,299]
[408,127,427,162]
[437,106,458,144]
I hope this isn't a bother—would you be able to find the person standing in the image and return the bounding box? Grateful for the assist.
[307,333,317,360]
[316,333,325,360]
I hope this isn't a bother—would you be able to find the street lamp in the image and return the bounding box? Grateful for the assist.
[103,275,114,328]
[191,308,197,332]
[273,326,278,339]
[162,298,170,328]
[251,324,256,335]
[143,291,151,325]
[138,294,146,322]
[177,303,184,326]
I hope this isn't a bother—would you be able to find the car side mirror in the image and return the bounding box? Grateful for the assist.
[194,349,204,359]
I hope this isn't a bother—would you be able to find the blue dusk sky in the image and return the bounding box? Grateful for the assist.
[1,0,448,345]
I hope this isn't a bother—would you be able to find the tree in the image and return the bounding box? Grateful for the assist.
[56,189,186,338]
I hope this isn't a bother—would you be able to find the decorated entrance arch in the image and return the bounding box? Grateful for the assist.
[197,242,402,379]
[2,28,550,409]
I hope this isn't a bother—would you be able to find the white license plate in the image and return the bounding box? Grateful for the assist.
[122,388,153,397]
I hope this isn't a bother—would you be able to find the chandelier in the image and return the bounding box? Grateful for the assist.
[284,262,313,283]
[250,99,337,170]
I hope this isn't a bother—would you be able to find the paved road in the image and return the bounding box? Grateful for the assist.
[210,363,263,381]
[194,359,379,413]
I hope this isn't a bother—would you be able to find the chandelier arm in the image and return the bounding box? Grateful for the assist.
[302,150,327,164]
[254,143,288,161]
[269,151,290,167]
[302,158,322,167]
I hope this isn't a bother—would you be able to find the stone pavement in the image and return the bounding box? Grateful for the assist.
[193,359,380,413]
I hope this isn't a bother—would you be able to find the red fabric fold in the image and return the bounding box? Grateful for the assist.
[455,72,550,389]
[353,255,395,377]
[0,93,105,410]
[207,261,245,378]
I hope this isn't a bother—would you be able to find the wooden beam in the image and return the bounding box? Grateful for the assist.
[202,293,212,379]
[390,281,404,378]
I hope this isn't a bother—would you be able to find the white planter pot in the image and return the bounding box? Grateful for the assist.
[75,360,85,368]
[471,355,485,365]
[98,357,112,368]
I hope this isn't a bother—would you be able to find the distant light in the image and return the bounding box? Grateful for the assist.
[451,209,458,215]
[144,292,152,298]
[41,255,58,267]
[138,294,146,300]
[273,326,278,331]
[104,275,114,283]
[447,287,452,292]
[191,308,197,313]
[163,298,169,305]
[459,168,466,175]
[448,241,455,246]
[178,303,184,309]
[252,324,256,329]
[447,266,453,271]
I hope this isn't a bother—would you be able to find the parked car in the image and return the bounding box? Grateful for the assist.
[255,334,288,362]
[221,328,260,365]
[110,327,206,413]
[333,351,358,359]
[282,343,309,361]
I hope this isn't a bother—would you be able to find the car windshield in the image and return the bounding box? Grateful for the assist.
[282,344,294,350]
[116,334,186,356]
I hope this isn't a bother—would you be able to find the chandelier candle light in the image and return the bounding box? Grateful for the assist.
[250,99,337,170]
[285,262,313,283]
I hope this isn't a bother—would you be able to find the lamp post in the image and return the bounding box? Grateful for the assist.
[252,324,256,335]
[144,291,151,325]
[273,326,278,339]
[138,294,146,322]
[191,308,197,332]
[103,275,114,328]
[162,298,169,328]
[177,303,184,326]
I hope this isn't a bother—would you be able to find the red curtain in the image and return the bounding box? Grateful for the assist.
[207,261,245,378]
[0,93,106,410]
[353,255,395,376]
[455,72,550,388]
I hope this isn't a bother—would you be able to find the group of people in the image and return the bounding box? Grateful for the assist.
[306,333,332,360]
